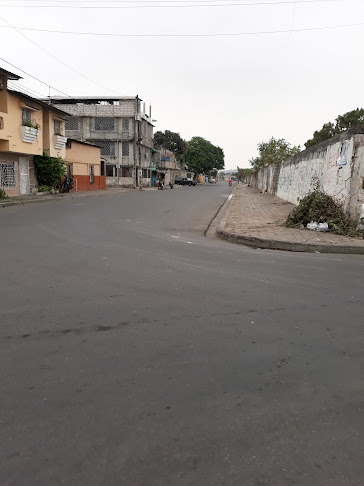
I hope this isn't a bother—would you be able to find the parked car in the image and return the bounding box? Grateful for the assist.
[175,177,196,186]
[210,178,216,184]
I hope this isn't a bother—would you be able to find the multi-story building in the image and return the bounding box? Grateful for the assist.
[47,96,154,188]
[0,67,68,196]
[152,148,192,186]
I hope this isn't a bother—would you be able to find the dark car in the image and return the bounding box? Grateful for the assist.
[184,178,196,186]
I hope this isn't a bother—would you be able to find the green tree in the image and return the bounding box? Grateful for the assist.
[186,137,225,174]
[34,154,66,189]
[153,130,186,160]
[305,108,364,148]
[249,137,300,170]
[237,167,253,181]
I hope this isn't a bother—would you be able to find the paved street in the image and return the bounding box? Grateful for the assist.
[1,183,363,486]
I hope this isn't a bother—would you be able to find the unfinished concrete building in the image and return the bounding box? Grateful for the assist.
[47,96,154,188]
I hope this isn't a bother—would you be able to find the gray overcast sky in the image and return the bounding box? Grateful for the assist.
[1,0,363,169]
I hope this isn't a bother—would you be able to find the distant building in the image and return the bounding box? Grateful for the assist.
[47,96,154,188]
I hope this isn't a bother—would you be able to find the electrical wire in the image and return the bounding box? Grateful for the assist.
[0,21,363,37]
[0,0,343,8]
[0,57,78,100]
[0,16,120,95]
[7,80,48,99]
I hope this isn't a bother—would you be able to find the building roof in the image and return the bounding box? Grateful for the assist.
[67,138,101,148]
[47,95,141,104]
[0,67,22,81]
[8,90,70,118]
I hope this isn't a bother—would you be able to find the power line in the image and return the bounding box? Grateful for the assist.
[0,57,78,100]
[0,15,120,95]
[8,80,48,99]
[0,21,363,37]
[0,0,343,8]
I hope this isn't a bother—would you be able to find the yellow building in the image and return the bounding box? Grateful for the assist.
[0,67,68,196]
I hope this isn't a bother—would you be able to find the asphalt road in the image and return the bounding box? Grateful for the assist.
[1,183,363,486]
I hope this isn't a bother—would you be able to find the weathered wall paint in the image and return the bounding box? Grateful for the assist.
[248,130,364,221]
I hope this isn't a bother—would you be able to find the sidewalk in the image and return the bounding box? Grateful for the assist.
[0,187,140,208]
[217,184,364,254]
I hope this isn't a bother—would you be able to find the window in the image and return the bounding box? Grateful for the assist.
[122,118,129,131]
[22,109,31,126]
[90,165,94,184]
[94,117,115,131]
[66,139,72,149]
[142,169,150,178]
[101,160,105,176]
[96,141,116,157]
[54,120,62,135]
[0,116,3,130]
[106,165,115,177]
[122,141,129,156]
[122,167,132,178]
[65,117,79,131]
[0,163,17,189]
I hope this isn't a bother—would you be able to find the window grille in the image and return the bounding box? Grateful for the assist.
[0,163,17,189]
[122,118,129,131]
[122,141,129,156]
[54,120,62,135]
[94,117,115,131]
[22,109,31,126]
[65,117,79,131]
[97,141,116,157]
[106,165,115,176]
[122,167,132,178]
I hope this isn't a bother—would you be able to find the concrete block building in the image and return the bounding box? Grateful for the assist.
[47,96,154,188]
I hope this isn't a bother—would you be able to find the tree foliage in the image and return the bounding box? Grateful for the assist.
[185,137,225,174]
[34,154,66,189]
[237,167,253,181]
[305,108,364,148]
[249,137,300,170]
[153,130,185,158]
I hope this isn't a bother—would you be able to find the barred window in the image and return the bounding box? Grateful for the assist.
[122,167,132,178]
[94,117,115,131]
[0,163,17,189]
[65,117,79,131]
[106,165,115,176]
[122,118,129,131]
[122,141,129,156]
[97,141,116,157]
[54,120,62,135]
[22,109,31,126]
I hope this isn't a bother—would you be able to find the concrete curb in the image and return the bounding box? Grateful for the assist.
[216,228,364,255]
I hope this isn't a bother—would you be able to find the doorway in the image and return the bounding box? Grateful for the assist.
[19,157,30,195]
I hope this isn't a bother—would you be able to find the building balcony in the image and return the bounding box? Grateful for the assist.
[20,126,40,144]
[54,135,67,149]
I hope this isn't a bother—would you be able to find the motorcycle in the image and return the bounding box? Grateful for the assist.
[229,181,232,187]
[62,176,74,193]
[169,182,174,189]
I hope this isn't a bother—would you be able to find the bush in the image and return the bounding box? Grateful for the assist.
[285,188,359,237]
[0,188,8,199]
[38,185,51,192]
[34,154,65,189]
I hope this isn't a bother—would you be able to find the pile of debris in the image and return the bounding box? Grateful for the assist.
[285,188,359,237]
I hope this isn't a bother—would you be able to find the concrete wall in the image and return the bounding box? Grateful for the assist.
[248,130,364,221]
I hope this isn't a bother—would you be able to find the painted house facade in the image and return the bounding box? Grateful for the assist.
[0,67,68,197]
[65,139,105,191]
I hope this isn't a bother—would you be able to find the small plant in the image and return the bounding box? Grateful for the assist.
[23,119,40,130]
[38,185,51,192]
[0,188,8,199]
